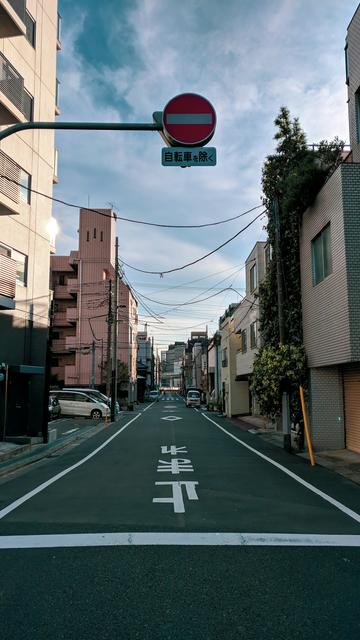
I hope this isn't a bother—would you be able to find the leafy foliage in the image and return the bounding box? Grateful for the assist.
[253,107,344,415]
[251,344,307,417]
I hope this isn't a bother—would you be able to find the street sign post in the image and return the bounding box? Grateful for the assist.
[162,147,216,166]
[162,93,216,147]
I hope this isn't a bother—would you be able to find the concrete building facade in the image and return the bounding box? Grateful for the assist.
[0,0,60,438]
[234,241,267,415]
[50,208,138,399]
[220,304,249,417]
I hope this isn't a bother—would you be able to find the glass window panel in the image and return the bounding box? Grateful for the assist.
[322,224,332,278]
[19,169,31,204]
[312,234,324,285]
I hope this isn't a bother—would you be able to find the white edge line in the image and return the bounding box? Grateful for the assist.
[63,428,79,435]
[1,532,360,549]
[202,413,360,525]
[0,413,142,521]
[142,401,156,413]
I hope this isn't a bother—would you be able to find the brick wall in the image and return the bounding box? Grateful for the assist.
[342,165,360,359]
[308,366,345,450]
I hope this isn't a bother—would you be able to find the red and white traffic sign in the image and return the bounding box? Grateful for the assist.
[162,93,216,147]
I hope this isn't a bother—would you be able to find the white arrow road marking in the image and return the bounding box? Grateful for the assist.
[161,416,183,422]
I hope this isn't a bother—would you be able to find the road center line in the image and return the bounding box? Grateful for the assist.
[202,413,360,526]
[0,413,142,521]
[1,532,360,549]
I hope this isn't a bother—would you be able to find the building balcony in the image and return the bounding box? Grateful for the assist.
[54,284,72,300]
[66,307,77,324]
[53,311,68,326]
[0,0,26,38]
[0,51,33,125]
[53,148,59,184]
[51,339,67,354]
[67,279,78,297]
[56,12,62,50]
[64,365,78,384]
[0,253,16,310]
[0,149,21,215]
[65,336,77,351]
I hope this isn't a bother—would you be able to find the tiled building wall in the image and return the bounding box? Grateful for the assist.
[308,367,345,450]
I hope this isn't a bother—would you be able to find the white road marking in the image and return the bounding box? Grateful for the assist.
[157,459,194,474]
[63,428,79,435]
[0,413,142,521]
[2,532,360,548]
[153,481,199,513]
[161,446,187,455]
[161,416,182,422]
[202,414,360,526]
[142,401,156,413]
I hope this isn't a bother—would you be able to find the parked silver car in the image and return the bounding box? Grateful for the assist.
[50,390,110,420]
[64,388,120,414]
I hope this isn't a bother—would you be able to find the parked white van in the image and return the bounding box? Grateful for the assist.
[50,390,110,420]
[64,387,120,414]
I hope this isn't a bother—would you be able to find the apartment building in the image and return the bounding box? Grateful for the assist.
[219,303,248,417]
[233,241,267,414]
[161,341,185,388]
[50,208,138,400]
[0,0,60,438]
[298,4,360,452]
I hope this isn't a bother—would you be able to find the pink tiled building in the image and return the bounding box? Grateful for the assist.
[50,208,138,398]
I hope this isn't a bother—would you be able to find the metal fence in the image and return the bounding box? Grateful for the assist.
[0,51,33,120]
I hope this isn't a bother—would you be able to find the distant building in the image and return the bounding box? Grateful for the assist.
[137,328,153,400]
[0,1,60,438]
[161,341,185,388]
[233,241,267,414]
[220,304,248,417]
[50,208,138,400]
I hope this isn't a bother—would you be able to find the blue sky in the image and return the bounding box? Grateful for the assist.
[54,0,357,351]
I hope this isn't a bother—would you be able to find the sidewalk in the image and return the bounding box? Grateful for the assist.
[229,414,360,487]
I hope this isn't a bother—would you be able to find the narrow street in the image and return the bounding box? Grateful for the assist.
[0,395,360,639]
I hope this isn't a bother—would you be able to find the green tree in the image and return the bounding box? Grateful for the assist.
[252,107,344,415]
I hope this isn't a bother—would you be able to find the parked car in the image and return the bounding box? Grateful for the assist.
[186,390,201,408]
[50,390,110,420]
[64,387,120,414]
[149,390,160,402]
[48,395,61,421]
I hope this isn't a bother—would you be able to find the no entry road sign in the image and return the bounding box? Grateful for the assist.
[162,93,216,147]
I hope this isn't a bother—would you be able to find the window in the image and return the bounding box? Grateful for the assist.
[241,329,247,353]
[25,11,36,48]
[264,244,272,271]
[100,231,103,242]
[19,169,31,204]
[86,231,90,242]
[250,263,257,292]
[345,43,349,86]
[312,223,332,286]
[250,321,257,349]
[59,274,65,285]
[51,358,59,367]
[93,228,96,239]
[55,78,60,108]
[0,244,28,286]
[222,348,228,367]
[52,331,60,340]
[57,12,62,43]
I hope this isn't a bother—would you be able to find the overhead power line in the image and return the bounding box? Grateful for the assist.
[121,211,266,276]
[0,174,262,229]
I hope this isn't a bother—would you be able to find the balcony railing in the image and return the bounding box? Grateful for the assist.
[0,149,20,205]
[0,51,33,120]
[0,253,16,298]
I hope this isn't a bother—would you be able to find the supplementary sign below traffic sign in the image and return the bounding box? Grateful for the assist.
[162,147,216,166]
[162,93,216,147]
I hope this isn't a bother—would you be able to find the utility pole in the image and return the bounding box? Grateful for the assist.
[111,237,119,421]
[106,280,112,398]
[273,196,291,452]
[91,340,96,388]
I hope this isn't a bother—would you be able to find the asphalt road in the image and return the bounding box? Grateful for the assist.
[1,394,360,639]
